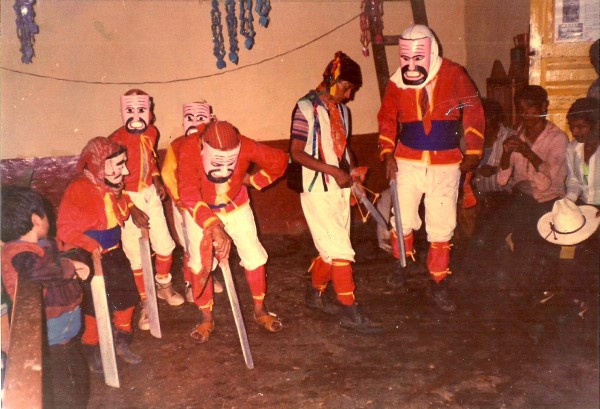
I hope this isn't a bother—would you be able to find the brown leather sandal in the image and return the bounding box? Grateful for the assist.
[254,312,283,333]
[190,321,215,344]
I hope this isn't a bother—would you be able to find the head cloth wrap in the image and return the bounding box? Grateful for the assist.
[77,137,126,190]
[318,51,362,91]
[202,120,240,150]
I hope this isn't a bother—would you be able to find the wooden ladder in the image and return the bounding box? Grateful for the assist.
[370,0,429,100]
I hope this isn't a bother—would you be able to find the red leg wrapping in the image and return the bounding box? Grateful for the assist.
[308,256,331,292]
[82,314,99,345]
[331,259,355,306]
[427,241,451,283]
[155,252,173,280]
[113,306,134,333]
[193,274,214,308]
[245,265,266,305]
[132,268,146,301]
[390,230,415,260]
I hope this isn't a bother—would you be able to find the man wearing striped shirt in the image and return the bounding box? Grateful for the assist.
[290,51,382,333]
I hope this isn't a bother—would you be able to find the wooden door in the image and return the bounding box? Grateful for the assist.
[529,0,598,134]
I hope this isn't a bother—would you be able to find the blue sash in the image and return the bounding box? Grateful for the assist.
[400,121,460,151]
[84,225,121,250]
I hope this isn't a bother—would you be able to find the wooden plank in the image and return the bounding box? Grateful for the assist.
[529,0,594,134]
[410,0,428,25]
[3,280,43,409]
[371,0,429,100]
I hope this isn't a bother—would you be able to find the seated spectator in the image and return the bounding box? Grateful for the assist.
[534,98,599,316]
[565,97,600,206]
[495,85,569,292]
[474,98,516,196]
[1,186,90,409]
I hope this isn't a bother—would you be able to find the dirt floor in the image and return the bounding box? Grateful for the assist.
[86,211,599,409]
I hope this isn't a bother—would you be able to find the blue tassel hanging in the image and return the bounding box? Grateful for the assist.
[255,0,271,28]
[211,0,227,69]
[211,0,270,69]
[225,0,239,64]
[239,0,255,50]
[14,0,39,64]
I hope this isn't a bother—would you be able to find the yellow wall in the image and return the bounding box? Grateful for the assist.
[1,0,528,159]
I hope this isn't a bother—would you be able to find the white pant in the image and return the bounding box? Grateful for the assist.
[392,161,460,243]
[217,203,267,271]
[171,200,186,251]
[121,185,176,270]
[300,188,355,263]
[180,207,215,274]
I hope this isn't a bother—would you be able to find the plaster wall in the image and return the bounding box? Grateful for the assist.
[465,0,531,96]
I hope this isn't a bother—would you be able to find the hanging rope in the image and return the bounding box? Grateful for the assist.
[211,0,227,69]
[359,0,384,57]
[225,0,239,64]
[255,0,271,28]
[13,0,39,64]
[239,0,256,50]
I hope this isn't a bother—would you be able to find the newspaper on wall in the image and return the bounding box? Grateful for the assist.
[555,0,600,42]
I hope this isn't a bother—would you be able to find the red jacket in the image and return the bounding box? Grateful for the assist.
[109,125,160,192]
[57,176,132,253]
[161,134,188,204]
[377,58,484,165]
[177,135,288,228]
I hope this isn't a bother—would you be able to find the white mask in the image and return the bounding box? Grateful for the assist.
[104,151,129,187]
[183,102,212,136]
[201,141,241,183]
[120,94,151,134]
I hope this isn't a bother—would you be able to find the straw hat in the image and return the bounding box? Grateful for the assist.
[537,198,600,245]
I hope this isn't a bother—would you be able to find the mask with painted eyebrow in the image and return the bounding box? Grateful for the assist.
[201,141,241,183]
[399,36,431,86]
[183,102,212,136]
[121,95,151,134]
[104,152,129,187]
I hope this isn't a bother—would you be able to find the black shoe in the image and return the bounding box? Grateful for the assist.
[428,280,457,312]
[114,331,142,365]
[339,304,383,334]
[305,287,342,316]
[387,259,427,289]
[386,266,407,288]
[82,344,103,374]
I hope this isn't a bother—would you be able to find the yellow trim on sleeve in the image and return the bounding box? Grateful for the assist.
[259,169,272,184]
[379,148,393,160]
[249,175,262,191]
[378,135,395,145]
[464,127,484,139]
[202,216,220,229]
[192,201,210,219]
